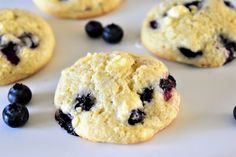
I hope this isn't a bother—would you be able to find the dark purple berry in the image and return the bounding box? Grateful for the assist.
[178,47,203,58]
[0,42,20,65]
[74,93,96,111]
[184,1,203,11]
[140,87,154,104]
[160,75,176,101]
[8,83,32,105]
[2,103,29,128]
[128,109,145,125]
[224,0,235,8]
[85,21,103,38]
[150,20,158,29]
[160,75,176,91]
[19,32,39,49]
[219,35,236,65]
[102,23,124,44]
[55,110,78,136]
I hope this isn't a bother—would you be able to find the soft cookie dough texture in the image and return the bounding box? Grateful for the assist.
[33,0,123,19]
[0,9,55,85]
[141,0,236,67]
[54,52,180,144]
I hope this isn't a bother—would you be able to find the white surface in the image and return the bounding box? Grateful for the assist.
[0,0,236,156]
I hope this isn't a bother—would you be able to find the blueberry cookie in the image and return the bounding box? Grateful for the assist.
[0,9,55,85]
[141,0,236,67]
[33,0,123,19]
[54,52,180,144]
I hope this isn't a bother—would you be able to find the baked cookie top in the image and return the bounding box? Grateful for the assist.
[54,52,180,144]
[0,9,55,85]
[33,0,123,19]
[141,0,236,67]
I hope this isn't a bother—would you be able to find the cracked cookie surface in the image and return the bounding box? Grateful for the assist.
[141,0,236,67]
[0,9,55,85]
[54,52,180,144]
[33,0,123,19]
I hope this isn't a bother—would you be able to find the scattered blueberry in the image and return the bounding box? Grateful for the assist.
[74,93,96,111]
[102,23,124,44]
[55,110,78,136]
[2,103,29,128]
[140,87,154,104]
[234,106,236,120]
[19,32,39,49]
[219,35,236,65]
[224,0,235,8]
[85,21,103,38]
[128,109,145,125]
[150,20,158,29]
[159,75,176,101]
[184,1,203,11]
[178,47,203,58]
[0,42,20,65]
[8,83,32,105]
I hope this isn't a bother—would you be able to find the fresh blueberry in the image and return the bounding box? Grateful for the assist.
[150,20,158,29]
[74,93,96,111]
[178,47,203,58]
[184,1,203,11]
[234,106,236,120]
[8,83,32,105]
[2,103,29,128]
[55,110,78,136]
[224,0,235,8]
[219,35,236,65]
[0,42,20,65]
[128,109,145,125]
[102,23,124,44]
[140,87,154,104]
[19,32,39,49]
[85,21,103,38]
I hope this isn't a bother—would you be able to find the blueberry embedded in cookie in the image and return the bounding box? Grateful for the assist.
[54,52,180,144]
[141,0,236,67]
[0,9,55,85]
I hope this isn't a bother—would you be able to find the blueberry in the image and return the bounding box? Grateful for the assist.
[19,32,39,49]
[178,47,203,58]
[224,0,235,8]
[234,106,236,120]
[102,23,124,44]
[55,110,78,136]
[159,75,176,91]
[219,35,236,65]
[0,42,20,65]
[160,75,176,101]
[184,1,203,11]
[74,93,96,111]
[85,21,103,38]
[150,20,158,29]
[128,109,145,125]
[140,87,154,104]
[8,83,32,105]
[2,103,29,128]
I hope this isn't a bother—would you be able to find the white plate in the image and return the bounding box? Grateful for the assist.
[0,0,236,156]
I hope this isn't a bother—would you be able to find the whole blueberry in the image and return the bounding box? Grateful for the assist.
[234,106,236,120]
[8,83,32,105]
[85,21,103,38]
[2,103,29,128]
[128,109,145,125]
[102,23,124,44]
